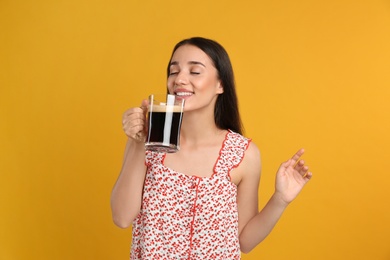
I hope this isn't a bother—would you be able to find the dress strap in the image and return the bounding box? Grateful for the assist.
[214,130,251,179]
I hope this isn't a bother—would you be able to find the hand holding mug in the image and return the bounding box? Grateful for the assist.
[122,99,148,142]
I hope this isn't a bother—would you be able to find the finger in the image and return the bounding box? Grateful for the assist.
[280,159,293,168]
[124,124,145,139]
[138,99,149,119]
[140,99,149,112]
[140,99,149,132]
[122,108,144,122]
[122,117,146,131]
[302,171,312,180]
[293,159,306,171]
[123,107,143,116]
[299,165,309,175]
[293,158,303,169]
[123,109,146,125]
[123,117,145,131]
[292,148,305,167]
[291,148,304,160]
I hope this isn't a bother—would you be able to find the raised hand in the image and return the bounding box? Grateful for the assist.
[274,148,312,205]
[122,99,148,142]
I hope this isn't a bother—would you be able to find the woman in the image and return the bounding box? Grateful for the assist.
[111,37,312,259]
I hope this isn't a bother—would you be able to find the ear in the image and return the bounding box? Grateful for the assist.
[216,81,224,94]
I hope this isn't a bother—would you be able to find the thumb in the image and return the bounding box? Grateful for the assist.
[281,159,293,168]
[140,99,149,116]
[140,99,149,134]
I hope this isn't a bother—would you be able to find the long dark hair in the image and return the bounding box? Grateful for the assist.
[167,37,243,135]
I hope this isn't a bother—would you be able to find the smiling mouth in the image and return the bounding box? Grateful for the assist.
[175,92,193,97]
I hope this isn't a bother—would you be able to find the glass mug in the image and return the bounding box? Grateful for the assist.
[145,94,185,153]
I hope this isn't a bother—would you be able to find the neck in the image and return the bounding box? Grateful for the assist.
[180,110,224,145]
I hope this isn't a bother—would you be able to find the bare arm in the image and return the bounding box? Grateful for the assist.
[238,148,312,253]
[110,100,148,228]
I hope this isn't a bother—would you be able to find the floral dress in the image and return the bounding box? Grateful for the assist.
[130,130,251,260]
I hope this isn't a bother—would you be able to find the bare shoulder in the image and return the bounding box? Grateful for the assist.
[241,141,261,180]
[245,141,261,166]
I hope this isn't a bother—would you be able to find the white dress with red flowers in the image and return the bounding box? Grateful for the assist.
[130,130,251,260]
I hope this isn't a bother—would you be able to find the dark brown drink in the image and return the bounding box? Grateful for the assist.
[146,104,184,153]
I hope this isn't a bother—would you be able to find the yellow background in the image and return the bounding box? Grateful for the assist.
[1,0,389,259]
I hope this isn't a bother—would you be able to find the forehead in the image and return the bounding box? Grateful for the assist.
[170,44,213,65]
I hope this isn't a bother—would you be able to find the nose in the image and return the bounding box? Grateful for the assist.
[174,71,188,86]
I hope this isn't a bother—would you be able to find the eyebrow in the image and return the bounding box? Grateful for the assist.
[170,61,206,67]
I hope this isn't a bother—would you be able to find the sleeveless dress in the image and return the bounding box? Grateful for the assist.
[130,130,251,260]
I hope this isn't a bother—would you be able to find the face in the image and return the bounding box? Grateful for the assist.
[167,44,223,112]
